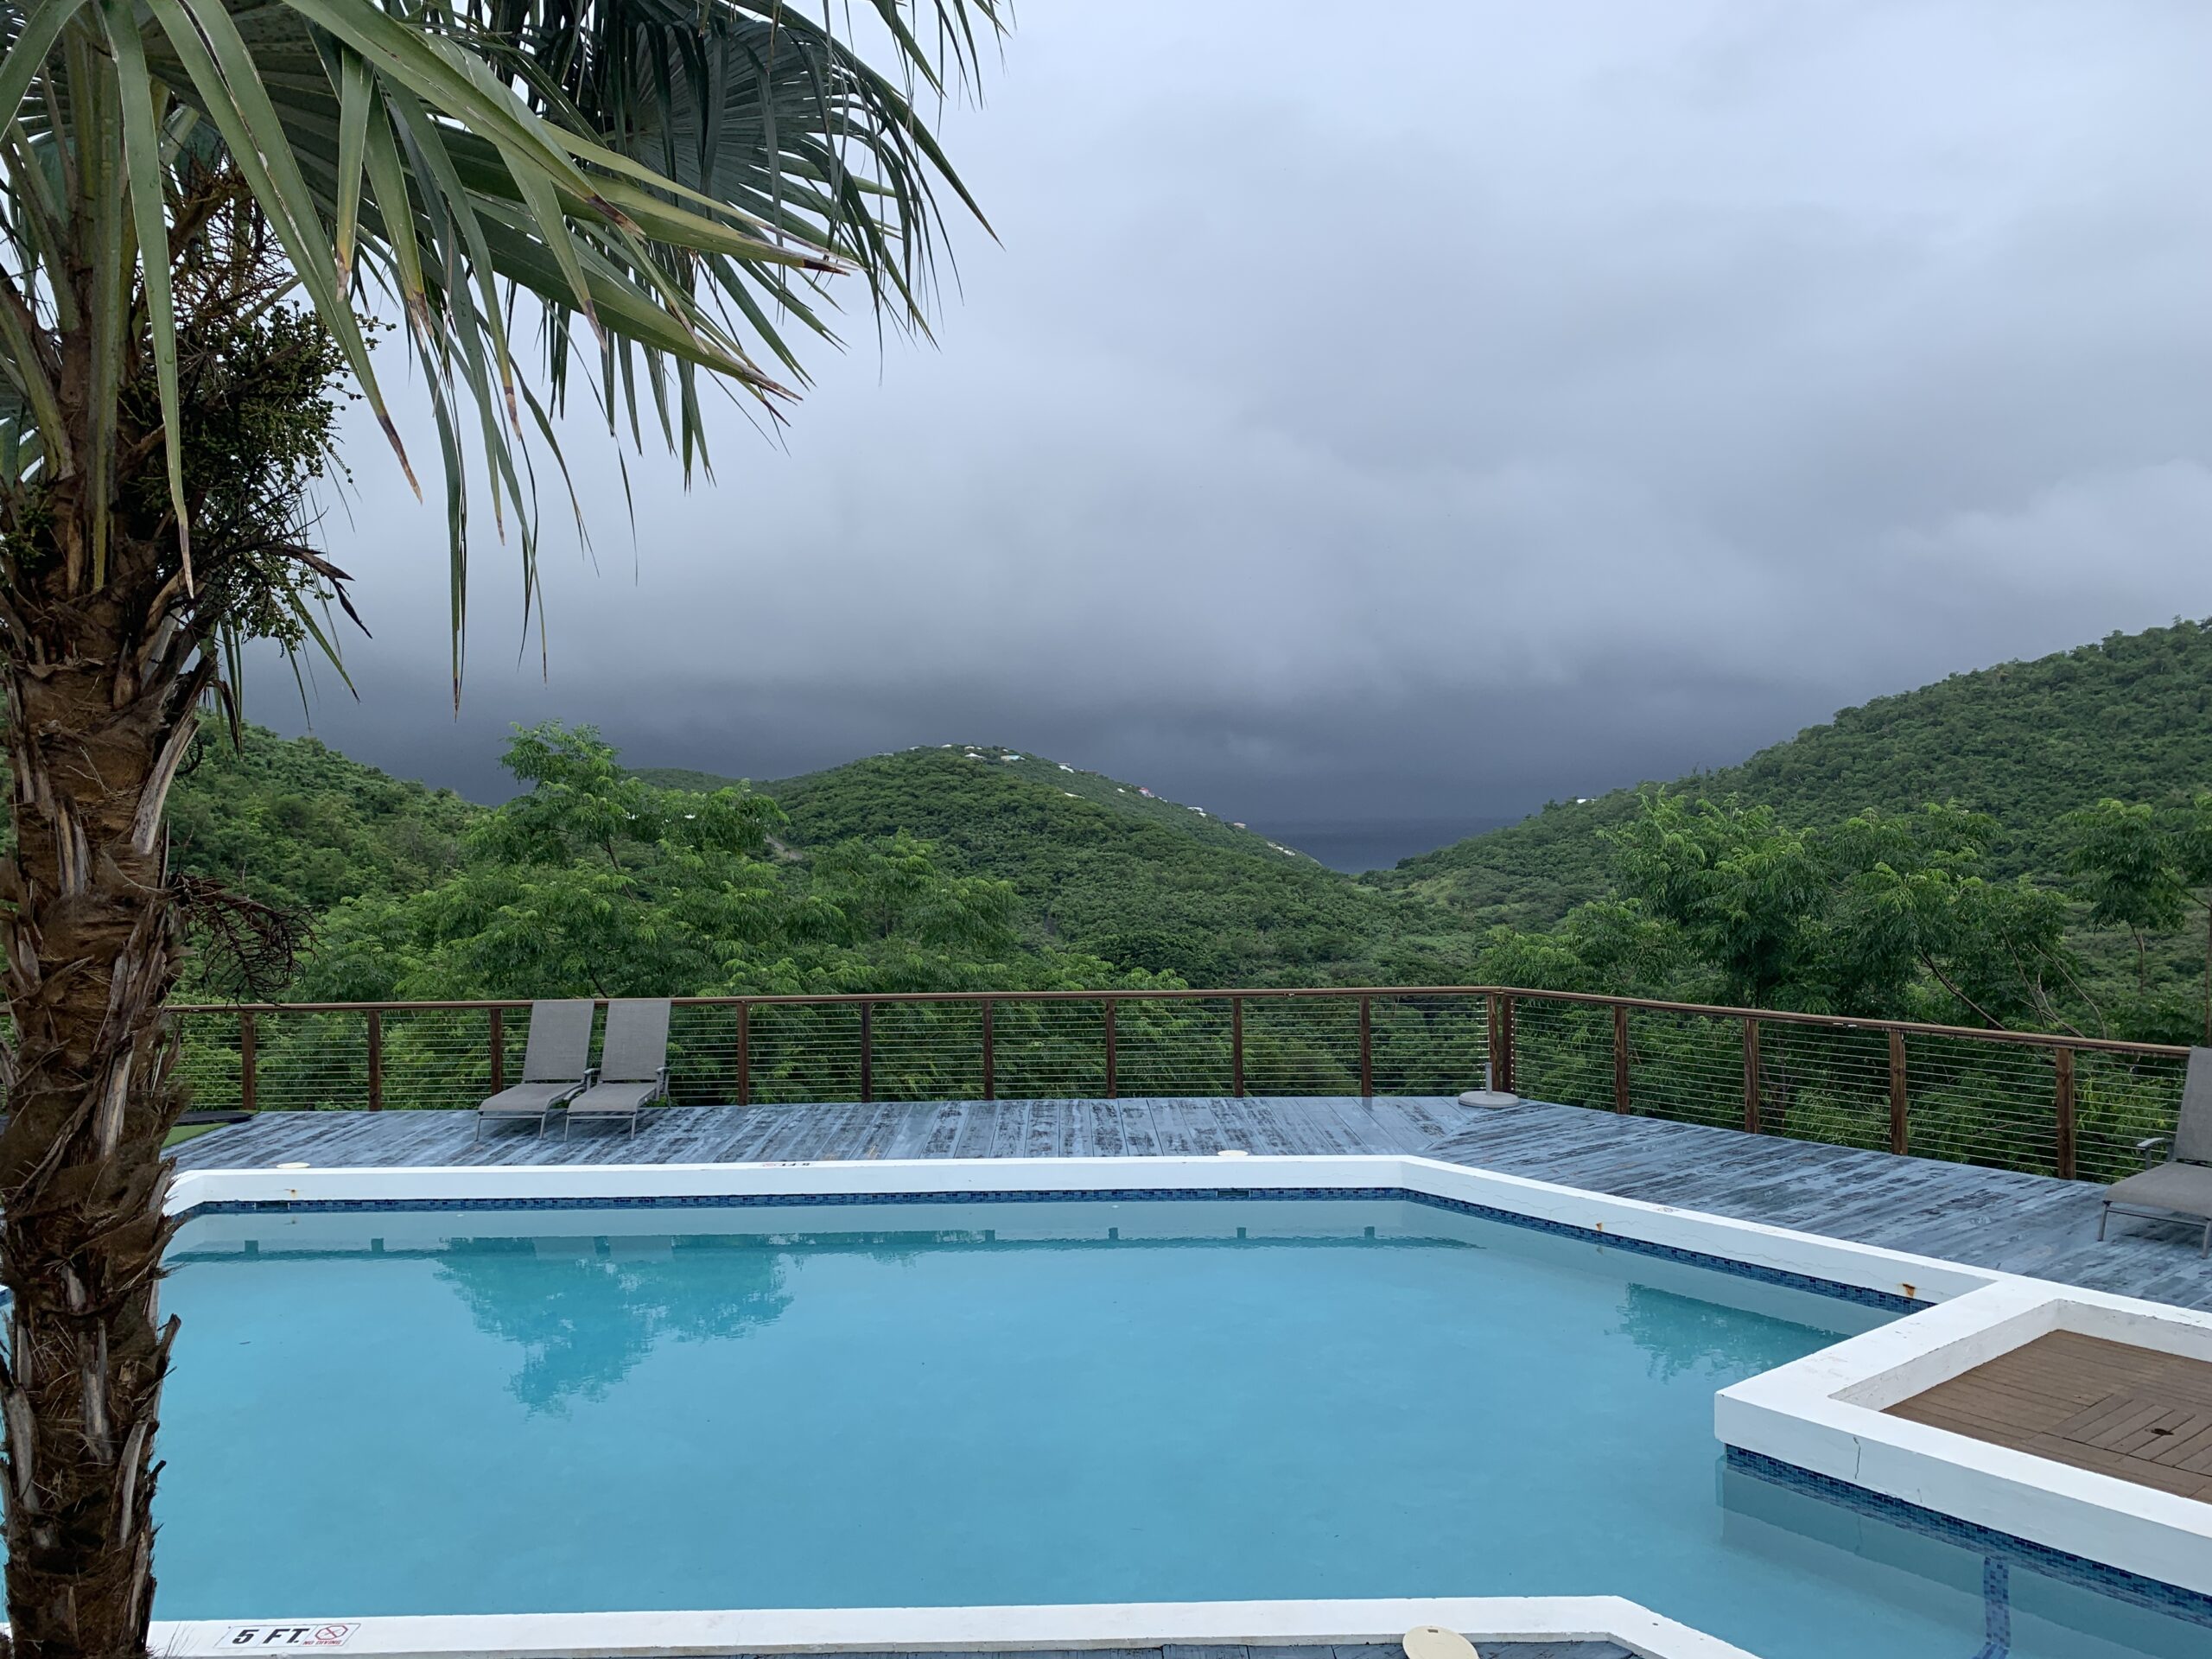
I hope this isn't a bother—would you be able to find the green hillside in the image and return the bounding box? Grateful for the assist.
[128,618,2212,1026]
[1376,620,2212,928]
[645,746,1476,985]
[642,744,1321,864]
[164,725,480,915]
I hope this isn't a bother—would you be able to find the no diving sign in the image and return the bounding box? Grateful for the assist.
[218,1626,359,1649]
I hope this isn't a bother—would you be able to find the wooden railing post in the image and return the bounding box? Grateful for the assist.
[487,1006,505,1096]
[1101,1000,1115,1099]
[1231,996,1244,1097]
[859,1001,874,1103]
[1497,995,1516,1095]
[2055,1046,2076,1180]
[1741,1017,1760,1133]
[1358,995,1373,1099]
[982,1000,996,1101]
[734,1001,750,1106]
[1888,1029,1908,1155]
[239,1010,257,1115]
[366,1009,384,1111]
[1611,1003,1629,1113]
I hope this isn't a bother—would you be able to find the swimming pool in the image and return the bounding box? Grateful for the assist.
[158,1193,2203,1658]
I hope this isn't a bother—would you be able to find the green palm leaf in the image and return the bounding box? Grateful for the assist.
[0,0,999,683]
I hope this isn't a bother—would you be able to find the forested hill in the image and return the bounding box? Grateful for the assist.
[165,726,478,913]
[1373,620,2212,929]
[643,746,1478,984]
[118,616,2212,1007]
[643,745,1316,862]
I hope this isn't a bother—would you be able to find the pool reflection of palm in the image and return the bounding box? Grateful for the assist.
[1611,1282,1843,1382]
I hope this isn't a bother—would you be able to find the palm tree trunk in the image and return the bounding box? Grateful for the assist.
[0,489,196,1656]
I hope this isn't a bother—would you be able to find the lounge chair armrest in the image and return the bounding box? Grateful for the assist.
[658,1063,671,1099]
[2138,1135,2174,1166]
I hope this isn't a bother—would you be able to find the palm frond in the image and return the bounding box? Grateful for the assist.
[0,0,1001,696]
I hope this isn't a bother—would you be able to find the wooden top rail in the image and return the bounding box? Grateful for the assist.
[163,985,2193,1060]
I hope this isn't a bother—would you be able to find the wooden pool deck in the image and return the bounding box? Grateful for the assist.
[173,1094,2212,1313]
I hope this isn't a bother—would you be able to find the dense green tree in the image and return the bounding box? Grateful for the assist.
[164,725,475,915]
[1468,793,2082,1032]
[2059,792,2212,1039]
[2063,799,2188,992]
[297,724,1140,1002]
[1607,794,1825,1006]
[2172,797,2212,1041]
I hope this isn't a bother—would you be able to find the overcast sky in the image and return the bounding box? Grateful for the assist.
[258,0,2212,868]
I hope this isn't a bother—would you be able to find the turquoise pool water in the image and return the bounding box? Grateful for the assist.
[157,1197,2202,1658]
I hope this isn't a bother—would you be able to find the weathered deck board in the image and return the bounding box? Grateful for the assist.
[1422,1105,2212,1309]
[172,1094,2212,1310]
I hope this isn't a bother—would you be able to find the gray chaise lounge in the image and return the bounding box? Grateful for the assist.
[475,999,596,1138]
[563,998,672,1138]
[2100,1046,2212,1255]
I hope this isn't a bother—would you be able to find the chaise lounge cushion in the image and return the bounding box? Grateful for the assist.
[480,1081,586,1116]
[566,1079,663,1117]
[2104,1160,2212,1223]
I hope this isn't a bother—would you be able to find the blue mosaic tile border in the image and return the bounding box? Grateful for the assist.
[181,1183,1923,1312]
[1398,1189,1923,1312]
[1726,1446,2212,1630]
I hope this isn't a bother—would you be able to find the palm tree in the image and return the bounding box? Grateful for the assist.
[0,3,995,1653]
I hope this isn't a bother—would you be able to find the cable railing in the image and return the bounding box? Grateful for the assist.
[162,986,2191,1185]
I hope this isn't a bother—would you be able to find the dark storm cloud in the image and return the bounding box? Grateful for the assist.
[259,0,2212,862]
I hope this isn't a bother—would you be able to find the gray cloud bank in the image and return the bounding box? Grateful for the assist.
[257,0,2212,867]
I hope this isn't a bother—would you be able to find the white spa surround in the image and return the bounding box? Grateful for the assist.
[1716,1274,2212,1597]
[156,1151,2212,1659]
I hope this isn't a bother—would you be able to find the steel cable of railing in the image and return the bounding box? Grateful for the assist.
[149,986,2190,1185]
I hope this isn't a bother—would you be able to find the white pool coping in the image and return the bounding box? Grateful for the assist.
[165,1153,1999,1306]
[162,1151,2212,1654]
[149,1596,1758,1659]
